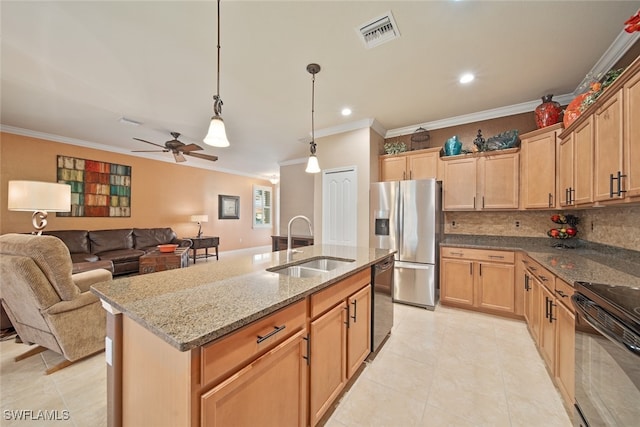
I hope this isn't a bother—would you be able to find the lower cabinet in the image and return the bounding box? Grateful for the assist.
[201,329,308,427]
[522,255,575,409]
[440,247,516,316]
[309,269,371,426]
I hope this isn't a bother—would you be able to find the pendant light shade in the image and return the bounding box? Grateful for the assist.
[305,154,320,173]
[306,63,321,174]
[204,0,230,147]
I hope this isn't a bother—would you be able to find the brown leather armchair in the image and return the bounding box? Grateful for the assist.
[0,233,112,374]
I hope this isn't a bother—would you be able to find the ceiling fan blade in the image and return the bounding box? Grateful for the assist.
[181,143,203,152]
[132,149,170,153]
[173,152,187,163]
[184,151,218,162]
[133,137,166,149]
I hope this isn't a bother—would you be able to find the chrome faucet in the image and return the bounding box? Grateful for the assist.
[287,215,313,261]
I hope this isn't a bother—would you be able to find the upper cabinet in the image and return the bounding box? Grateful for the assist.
[520,123,562,209]
[559,55,640,206]
[442,148,519,211]
[379,147,441,181]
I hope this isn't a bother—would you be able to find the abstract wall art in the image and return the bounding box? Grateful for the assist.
[56,155,132,217]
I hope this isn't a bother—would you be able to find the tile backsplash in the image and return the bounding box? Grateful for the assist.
[444,205,640,251]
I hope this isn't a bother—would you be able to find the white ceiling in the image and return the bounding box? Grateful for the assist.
[2,1,639,179]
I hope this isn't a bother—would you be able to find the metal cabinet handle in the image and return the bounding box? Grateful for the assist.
[539,275,548,282]
[545,296,550,319]
[469,263,473,275]
[351,300,357,322]
[569,187,575,205]
[617,171,627,196]
[549,300,556,323]
[257,325,286,344]
[450,251,464,256]
[482,196,485,209]
[548,193,553,207]
[524,274,530,291]
[488,255,504,259]
[302,334,310,365]
[344,305,350,328]
[479,263,483,276]
[610,173,615,198]
[555,289,568,298]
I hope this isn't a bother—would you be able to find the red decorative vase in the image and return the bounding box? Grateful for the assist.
[535,94,562,129]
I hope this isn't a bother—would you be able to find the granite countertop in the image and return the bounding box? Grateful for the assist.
[91,245,394,352]
[441,235,640,288]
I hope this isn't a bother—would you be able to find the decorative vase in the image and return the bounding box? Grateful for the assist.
[444,136,462,156]
[563,92,587,128]
[535,95,562,129]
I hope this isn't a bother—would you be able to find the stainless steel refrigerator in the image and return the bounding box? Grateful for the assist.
[370,179,442,309]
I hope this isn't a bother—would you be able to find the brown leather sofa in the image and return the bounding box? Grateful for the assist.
[44,228,192,276]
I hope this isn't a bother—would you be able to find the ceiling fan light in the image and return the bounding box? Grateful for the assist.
[305,154,320,174]
[204,116,230,147]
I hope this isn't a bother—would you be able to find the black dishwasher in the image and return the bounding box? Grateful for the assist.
[370,256,394,356]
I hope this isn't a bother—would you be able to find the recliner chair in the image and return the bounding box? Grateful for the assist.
[0,233,112,374]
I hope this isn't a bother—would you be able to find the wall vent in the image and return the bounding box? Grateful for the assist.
[357,11,400,49]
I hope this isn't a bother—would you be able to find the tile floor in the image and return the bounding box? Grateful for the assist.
[0,304,572,427]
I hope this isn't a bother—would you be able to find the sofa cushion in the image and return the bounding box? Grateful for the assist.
[70,253,99,263]
[133,228,177,250]
[95,249,145,264]
[43,230,91,255]
[90,229,134,254]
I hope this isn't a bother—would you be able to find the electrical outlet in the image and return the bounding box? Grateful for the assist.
[452,221,456,227]
[591,221,594,231]
[515,221,520,228]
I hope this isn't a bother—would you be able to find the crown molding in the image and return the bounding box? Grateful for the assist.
[0,125,269,180]
[385,94,575,138]
[314,118,386,139]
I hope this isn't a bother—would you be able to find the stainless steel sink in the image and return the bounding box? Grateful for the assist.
[296,258,354,271]
[268,257,355,277]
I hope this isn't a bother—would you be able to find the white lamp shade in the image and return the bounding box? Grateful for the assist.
[203,117,230,147]
[305,155,321,174]
[8,181,71,212]
[191,214,209,223]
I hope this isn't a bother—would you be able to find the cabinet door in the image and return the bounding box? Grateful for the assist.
[555,300,575,406]
[479,153,519,209]
[443,157,477,210]
[440,258,474,306]
[594,90,624,202]
[529,277,542,344]
[201,330,308,427]
[521,131,557,209]
[523,271,533,324]
[539,285,556,369]
[309,302,347,427]
[346,285,371,379]
[558,135,574,207]
[574,116,594,206]
[476,262,515,313]
[408,151,438,180]
[624,70,640,199]
[380,156,407,181]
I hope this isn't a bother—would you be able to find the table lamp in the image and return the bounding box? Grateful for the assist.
[8,180,71,235]
[190,215,208,238]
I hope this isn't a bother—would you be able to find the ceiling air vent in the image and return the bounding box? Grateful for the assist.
[357,11,400,49]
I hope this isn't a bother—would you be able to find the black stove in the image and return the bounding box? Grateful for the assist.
[574,281,640,340]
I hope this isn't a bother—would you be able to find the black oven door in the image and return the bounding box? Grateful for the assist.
[572,293,640,427]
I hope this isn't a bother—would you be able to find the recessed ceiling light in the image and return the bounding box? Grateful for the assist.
[459,73,475,84]
[341,107,352,116]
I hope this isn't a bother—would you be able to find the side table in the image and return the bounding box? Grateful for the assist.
[188,236,220,263]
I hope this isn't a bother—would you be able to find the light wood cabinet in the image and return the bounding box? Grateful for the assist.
[554,278,575,406]
[559,117,594,207]
[379,148,440,181]
[440,247,516,316]
[520,124,562,209]
[539,283,556,368]
[201,329,308,427]
[594,90,624,202]
[308,269,371,426]
[624,68,640,199]
[442,149,519,211]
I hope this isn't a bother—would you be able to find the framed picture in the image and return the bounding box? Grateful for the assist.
[218,195,239,219]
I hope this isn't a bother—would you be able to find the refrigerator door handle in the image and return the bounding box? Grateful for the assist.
[397,186,403,257]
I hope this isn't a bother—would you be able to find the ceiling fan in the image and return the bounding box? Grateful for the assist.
[132,132,218,163]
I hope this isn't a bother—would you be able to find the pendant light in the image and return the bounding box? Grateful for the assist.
[305,63,321,174]
[204,0,230,147]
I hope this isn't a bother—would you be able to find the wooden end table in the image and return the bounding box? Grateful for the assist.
[139,247,190,274]
[188,236,220,263]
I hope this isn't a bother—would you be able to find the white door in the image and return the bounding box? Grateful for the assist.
[322,167,357,246]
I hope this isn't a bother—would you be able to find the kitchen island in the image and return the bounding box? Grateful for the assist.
[91,245,394,427]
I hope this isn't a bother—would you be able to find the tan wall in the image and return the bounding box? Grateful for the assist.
[0,132,273,251]
[279,162,314,236]
[444,206,640,251]
[312,127,372,248]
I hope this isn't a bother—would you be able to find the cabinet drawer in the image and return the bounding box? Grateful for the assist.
[201,299,307,387]
[310,269,370,318]
[523,256,555,291]
[554,278,574,311]
[441,247,514,263]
